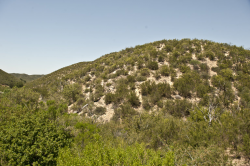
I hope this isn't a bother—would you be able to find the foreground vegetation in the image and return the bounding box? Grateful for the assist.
[1,38,250,165]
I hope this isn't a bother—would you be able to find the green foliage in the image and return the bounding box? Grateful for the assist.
[174,71,201,98]
[147,61,159,70]
[165,45,173,52]
[158,54,164,62]
[0,112,70,165]
[150,49,158,58]
[164,99,192,117]
[140,68,150,76]
[57,140,174,166]
[94,107,106,115]
[128,91,140,107]
[62,83,82,104]
[205,50,215,60]
[160,65,170,76]
[113,103,138,121]
[220,68,234,81]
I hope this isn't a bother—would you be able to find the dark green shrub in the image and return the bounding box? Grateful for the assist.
[150,49,158,58]
[179,65,191,73]
[142,97,151,110]
[128,92,140,107]
[211,67,220,73]
[147,61,159,70]
[157,82,171,98]
[220,68,234,81]
[173,51,180,58]
[127,75,136,83]
[63,83,82,104]
[105,93,114,104]
[160,65,170,76]
[165,45,173,52]
[136,75,147,82]
[84,75,91,82]
[197,53,205,60]
[199,63,209,72]
[140,81,156,96]
[164,99,192,117]
[174,71,201,98]
[154,71,161,80]
[205,51,215,60]
[190,60,200,65]
[140,68,150,76]
[94,107,106,115]
[113,103,138,121]
[158,55,164,62]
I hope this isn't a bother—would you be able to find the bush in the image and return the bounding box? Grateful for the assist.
[158,55,164,62]
[205,51,215,60]
[199,63,209,72]
[113,103,138,121]
[142,97,151,110]
[179,65,191,73]
[164,99,192,117]
[62,83,82,104]
[105,93,114,104]
[160,65,170,76]
[140,68,150,76]
[197,53,205,60]
[147,61,159,70]
[57,141,175,166]
[94,107,106,115]
[128,92,140,107]
[165,45,173,52]
[0,112,70,165]
[150,49,158,58]
[127,75,136,83]
[136,75,147,82]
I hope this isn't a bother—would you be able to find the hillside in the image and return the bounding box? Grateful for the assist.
[14,38,250,165]
[0,69,24,87]
[27,38,250,121]
[10,73,44,82]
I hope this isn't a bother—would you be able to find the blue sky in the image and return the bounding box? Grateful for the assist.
[0,0,250,74]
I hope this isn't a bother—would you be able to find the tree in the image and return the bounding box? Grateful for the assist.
[63,83,81,104]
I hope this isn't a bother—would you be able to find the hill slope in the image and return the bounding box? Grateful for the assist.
[27,38,250,122]
[0,69,24,87]
[5,38,250,165]
[10,73,44,82]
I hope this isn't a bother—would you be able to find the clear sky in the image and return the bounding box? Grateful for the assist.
[0,0,250,75]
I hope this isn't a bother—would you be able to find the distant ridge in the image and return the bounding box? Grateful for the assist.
[10,73,44,82]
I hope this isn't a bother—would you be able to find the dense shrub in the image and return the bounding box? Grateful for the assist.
[164,45,173,52]
[147,61,159,70]
[0,112,70,165]
[128,91,140,107]
[205,51,215,60]
[105,93,114,104]
[63,83,82,104]
[140,68,150,76]
[94,107,106,115]
[160,65,170,76]
[150,49,158,58]
[163,99,192,117]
